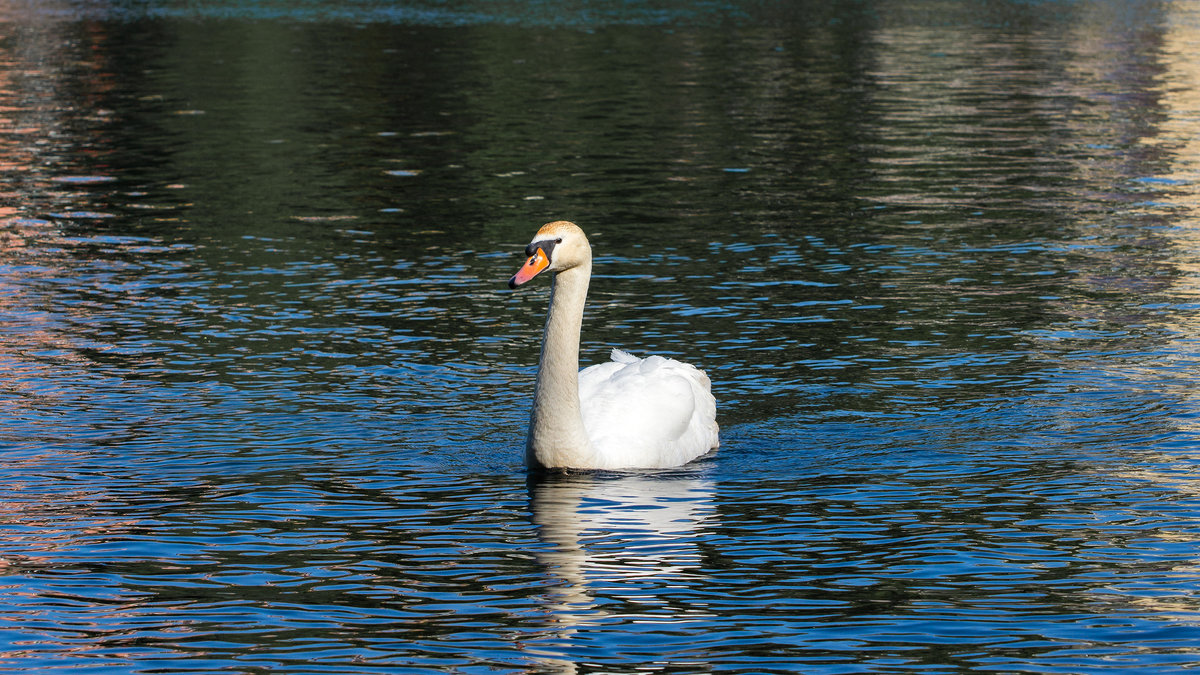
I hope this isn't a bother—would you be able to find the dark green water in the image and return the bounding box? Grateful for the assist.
[2,1,1199,672]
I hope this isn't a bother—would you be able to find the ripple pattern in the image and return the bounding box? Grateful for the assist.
[2,1,1200,673]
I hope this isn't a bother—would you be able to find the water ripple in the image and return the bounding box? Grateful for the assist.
[3,3,1200,673]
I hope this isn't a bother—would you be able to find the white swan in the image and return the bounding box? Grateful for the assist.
[508,221,719,470]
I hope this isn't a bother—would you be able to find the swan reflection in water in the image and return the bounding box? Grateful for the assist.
[522,471,716,672]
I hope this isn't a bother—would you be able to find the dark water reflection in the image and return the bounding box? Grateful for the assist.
[2,0,1200,672]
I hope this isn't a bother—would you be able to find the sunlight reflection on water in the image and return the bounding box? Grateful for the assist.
[1,0,1200,672]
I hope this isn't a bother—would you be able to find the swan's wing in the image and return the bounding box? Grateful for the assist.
[609,347,639,364]
[578,350,719,469]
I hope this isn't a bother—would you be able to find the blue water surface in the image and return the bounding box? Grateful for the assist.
[1,0,1199,672]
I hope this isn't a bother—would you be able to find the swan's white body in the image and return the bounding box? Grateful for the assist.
[509,221,718,470]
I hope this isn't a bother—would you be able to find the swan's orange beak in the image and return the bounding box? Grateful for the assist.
[509,247,550,289]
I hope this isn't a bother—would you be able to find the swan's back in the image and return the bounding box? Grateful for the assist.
[577,349,719,469]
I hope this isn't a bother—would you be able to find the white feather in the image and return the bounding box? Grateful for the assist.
[578,350,719,469]
[513,221,719,470]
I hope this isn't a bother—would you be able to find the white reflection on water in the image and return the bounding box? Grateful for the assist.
[1116,2,1200,498]
[525,473,715,671]
[5,1,1200,671]
[1156,1,1200,314]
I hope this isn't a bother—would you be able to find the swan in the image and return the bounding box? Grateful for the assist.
[508,221,719,470]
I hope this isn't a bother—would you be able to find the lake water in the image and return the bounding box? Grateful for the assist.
[2,0,1200,672]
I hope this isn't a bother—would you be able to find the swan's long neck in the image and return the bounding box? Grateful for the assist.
[526,261,593,469]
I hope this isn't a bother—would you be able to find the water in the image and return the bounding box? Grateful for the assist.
[2,0,1200,672]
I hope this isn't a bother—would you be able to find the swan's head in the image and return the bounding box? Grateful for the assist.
[508,221,592,289]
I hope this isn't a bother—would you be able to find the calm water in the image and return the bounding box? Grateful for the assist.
[2,0,1200,672]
